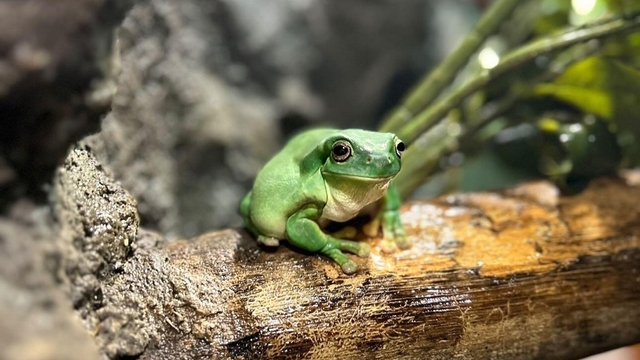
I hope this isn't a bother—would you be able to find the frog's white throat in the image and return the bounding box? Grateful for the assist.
[320,174,392,223]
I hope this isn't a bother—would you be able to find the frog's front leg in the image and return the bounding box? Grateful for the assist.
[378,183,409,253]
[286,207,370,274]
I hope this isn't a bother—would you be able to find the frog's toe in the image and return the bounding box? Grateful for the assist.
[362,219,381,238]
[257,235,280,247]
[391,225,410,249]
[395,234,410,250]
[331,226,358,239]
[355,243,370,257]
[341,260,359,275]
[379,238,397,253]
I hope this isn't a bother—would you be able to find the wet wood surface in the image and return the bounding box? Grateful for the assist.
[146,175,640,359]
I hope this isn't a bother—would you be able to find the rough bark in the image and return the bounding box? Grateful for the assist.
[54,149,640,359]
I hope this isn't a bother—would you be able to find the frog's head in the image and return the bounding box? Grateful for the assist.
[320,129,404,180]
[315,129,404,222]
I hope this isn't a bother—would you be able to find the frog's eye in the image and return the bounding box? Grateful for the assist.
[395,140,406,158]
[331,141,352,162]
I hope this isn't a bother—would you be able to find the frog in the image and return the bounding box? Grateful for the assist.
[240,128,408,274]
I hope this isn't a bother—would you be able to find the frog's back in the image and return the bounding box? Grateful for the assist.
[249,129,335,238]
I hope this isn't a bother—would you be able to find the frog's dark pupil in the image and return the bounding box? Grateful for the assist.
[397,142,405,152]
[334,145,348,156]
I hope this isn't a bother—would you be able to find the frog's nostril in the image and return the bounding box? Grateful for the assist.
[366,156,372,164]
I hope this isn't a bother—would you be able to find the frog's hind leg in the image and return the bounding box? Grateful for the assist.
[241,192,281,247]
[239,192,260,237]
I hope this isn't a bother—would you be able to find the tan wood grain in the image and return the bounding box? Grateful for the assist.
[133,175,640,359]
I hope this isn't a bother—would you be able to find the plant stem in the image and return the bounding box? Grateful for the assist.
[379,0,522,133]
[468,41,601,133]
[396,14,640,145]
[394,119,458,198]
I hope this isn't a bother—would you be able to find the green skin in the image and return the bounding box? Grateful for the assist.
[240,129,408,274]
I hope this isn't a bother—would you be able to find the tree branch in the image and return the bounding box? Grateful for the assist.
[79,173,640,359]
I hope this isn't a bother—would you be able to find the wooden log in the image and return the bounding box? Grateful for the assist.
[99,175,640,359]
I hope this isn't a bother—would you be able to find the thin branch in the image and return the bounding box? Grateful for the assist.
[467,40,602,133]
[396,14,640,145]
[394,119,458,198]
[379,0,522,133]
[395,41,612,198]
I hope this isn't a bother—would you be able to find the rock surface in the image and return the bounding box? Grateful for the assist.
[0,205,102,360]
[0,0,131,207]
[84,0,434,238]
[0,1,130,359]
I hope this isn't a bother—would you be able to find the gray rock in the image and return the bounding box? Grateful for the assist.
[0,203,102,360]
[0,0,132,207]
[54,146,139,331]
[0,1,132,359]
[87,0,434,239]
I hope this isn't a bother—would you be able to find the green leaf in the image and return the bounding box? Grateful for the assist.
[534,56,640,165]
[535,82,613,119]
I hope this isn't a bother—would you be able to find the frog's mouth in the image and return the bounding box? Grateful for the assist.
[321,172,396,182]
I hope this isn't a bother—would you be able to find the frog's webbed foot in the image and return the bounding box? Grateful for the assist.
[257,235,280,247]
[323,248,359,274]
[322,238,370,274]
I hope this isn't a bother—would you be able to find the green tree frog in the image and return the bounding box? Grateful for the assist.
[240,129,408,274]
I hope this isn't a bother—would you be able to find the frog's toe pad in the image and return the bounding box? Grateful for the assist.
[379,239,397,253]
[362,219,380,238]
[341,260,359,275]
[395,236,411,250]
[356,243,371,257]
[257,236,280,247]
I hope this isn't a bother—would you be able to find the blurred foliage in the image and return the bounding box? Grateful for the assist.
[535,56,640,165]
[395,0,640,197]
